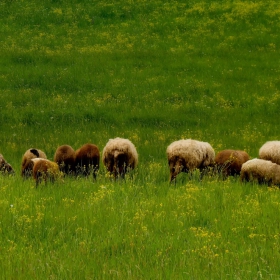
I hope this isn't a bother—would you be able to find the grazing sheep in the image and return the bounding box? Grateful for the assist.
[102,137,138,179]
[240,158,280,186]
[54,145,75,175]
[0,154,15,174]
[215,149,250,177]
[31,158,60,187]
[167,139,215,182]
[21,148,47,178]
[259,141,280,165]
[75,143,100,179]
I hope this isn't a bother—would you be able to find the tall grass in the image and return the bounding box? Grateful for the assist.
[1,0,280,278]
[1,174,280,279]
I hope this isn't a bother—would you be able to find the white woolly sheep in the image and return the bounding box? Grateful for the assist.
[215,149,250,178]
[166,139,215,182]
[75,143,100,179]
[54,145,75,175]
[21,148,47,178]
[102,137,138,179]
[259,141,280,165]
[240,158,280,186]
[31,158,60,187]
[0,154,15,174]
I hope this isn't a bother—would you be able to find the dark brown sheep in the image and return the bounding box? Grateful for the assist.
[0,154,14,174]
[75,143,100,179]
[215,149,250,177]
[21,148,47,178]
[32,158,60,187]
[54,145,75,175]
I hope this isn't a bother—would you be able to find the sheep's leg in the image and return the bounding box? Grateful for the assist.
[169,173,176,184]
[49,174,55,184]
[35,172,42,188]
[200,173,203,181]
[92,170,97,181]
[121,172,126,181]
[240,171,249,183]
[92,165,99,181]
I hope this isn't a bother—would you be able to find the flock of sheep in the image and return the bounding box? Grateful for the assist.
[1,137,280,187]
[0,137,138,186]
[166,139,280,186]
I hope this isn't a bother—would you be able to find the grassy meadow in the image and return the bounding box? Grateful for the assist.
[1,0,280,278]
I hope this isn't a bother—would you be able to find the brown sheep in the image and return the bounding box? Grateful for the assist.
[167,139,215,183]
[54,145,75,175]
[0,154,15,174]
[102,137,138,180]
[21,148,47,178]
[75,143,100,179]
[215,149,250,178]
[31,158,60,187]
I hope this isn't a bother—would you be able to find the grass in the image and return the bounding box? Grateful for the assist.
[1,174,280,279]
[1,0,280,278]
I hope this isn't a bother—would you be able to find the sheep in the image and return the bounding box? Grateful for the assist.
[102,137,138,179]
[259,141,280,165]
[31,158,60,187]
[21,148,47,178]
[166,139,215,182]
[0,154,15,174]
[75,143,100,179]
[240,158,280,186]
[214,149,250,178]
[54,145,75,175]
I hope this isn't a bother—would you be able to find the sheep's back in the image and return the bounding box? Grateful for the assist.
[21,148,47,176]
[54,145,75,162]
[215,149,249,174]
[102,138,138,167]
[241,158,280,184]
[75,144,100,169]
[167,139,214,169]
[259,141,280,165]
[32,158,60,180]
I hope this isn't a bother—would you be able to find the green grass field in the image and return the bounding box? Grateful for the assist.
[1,0,280,278]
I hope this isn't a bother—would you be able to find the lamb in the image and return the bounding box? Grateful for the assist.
[166,139,215,182]
[54,145,75,175]
[240,158,280,186]
[259,141,280,165]
[21,148,47,178]
[75,143,100,179]
[102,137,138,179]
[31,158,60,187]
[0,154,15,174]
[215,149,250,178]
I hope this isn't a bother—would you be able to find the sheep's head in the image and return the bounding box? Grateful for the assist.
[168,156,187,182]
[0,155,14,175]
[113,151,129,178]
[0,162,15,174]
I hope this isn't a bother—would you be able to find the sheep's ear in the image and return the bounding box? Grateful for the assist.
[30,149,40,157]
